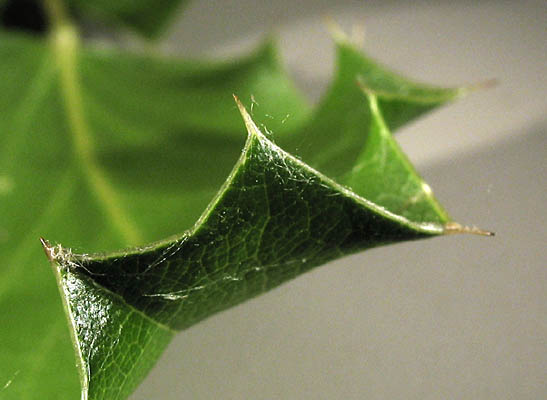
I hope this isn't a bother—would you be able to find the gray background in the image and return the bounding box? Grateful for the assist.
[132,1,546,398]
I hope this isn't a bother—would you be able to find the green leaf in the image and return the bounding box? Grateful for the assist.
[0,0,186,37]
[341,90,450,223]
[0,30,308,399]
[44,97,446,399]
[65,0,189,38]
[281,36,467,180]
[0,24,489,400]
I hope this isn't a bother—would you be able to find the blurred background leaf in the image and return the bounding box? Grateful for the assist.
[0,0,189,37]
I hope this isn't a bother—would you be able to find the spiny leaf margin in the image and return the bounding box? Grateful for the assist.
[44,97,452,399]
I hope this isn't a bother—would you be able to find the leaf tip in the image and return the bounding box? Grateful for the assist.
[323,15,348,43]
[356,77,376,98]
[443,222,495,237]
[459,78,499,96]
[233,94,261,139]
[323,16,366,48]
[232,93,248,123]
[39,237,55,263]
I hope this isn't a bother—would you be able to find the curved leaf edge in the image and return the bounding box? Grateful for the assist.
[36,25,494,400]
[42,238,174,400]
[48,96,447,266]
[40,97,493,400]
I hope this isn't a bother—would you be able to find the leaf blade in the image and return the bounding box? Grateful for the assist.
[0,31,310,399]
[342,91,451,223]
[282,38,465,179]
[0,25,480,399]
[46,100,444,398]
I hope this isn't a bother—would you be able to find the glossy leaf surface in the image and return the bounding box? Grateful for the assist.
[0,30,308,399]
[0,22,476,400]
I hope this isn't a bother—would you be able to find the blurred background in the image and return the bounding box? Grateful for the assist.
[129,1,546,399]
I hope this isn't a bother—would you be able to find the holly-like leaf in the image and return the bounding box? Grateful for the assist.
[44,96,449,399]
[0,21,490,400]
[0,30,309,399]
[281,35,467,181]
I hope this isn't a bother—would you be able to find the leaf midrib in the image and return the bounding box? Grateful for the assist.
[49,20,143,246]
[365,93,450,222]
